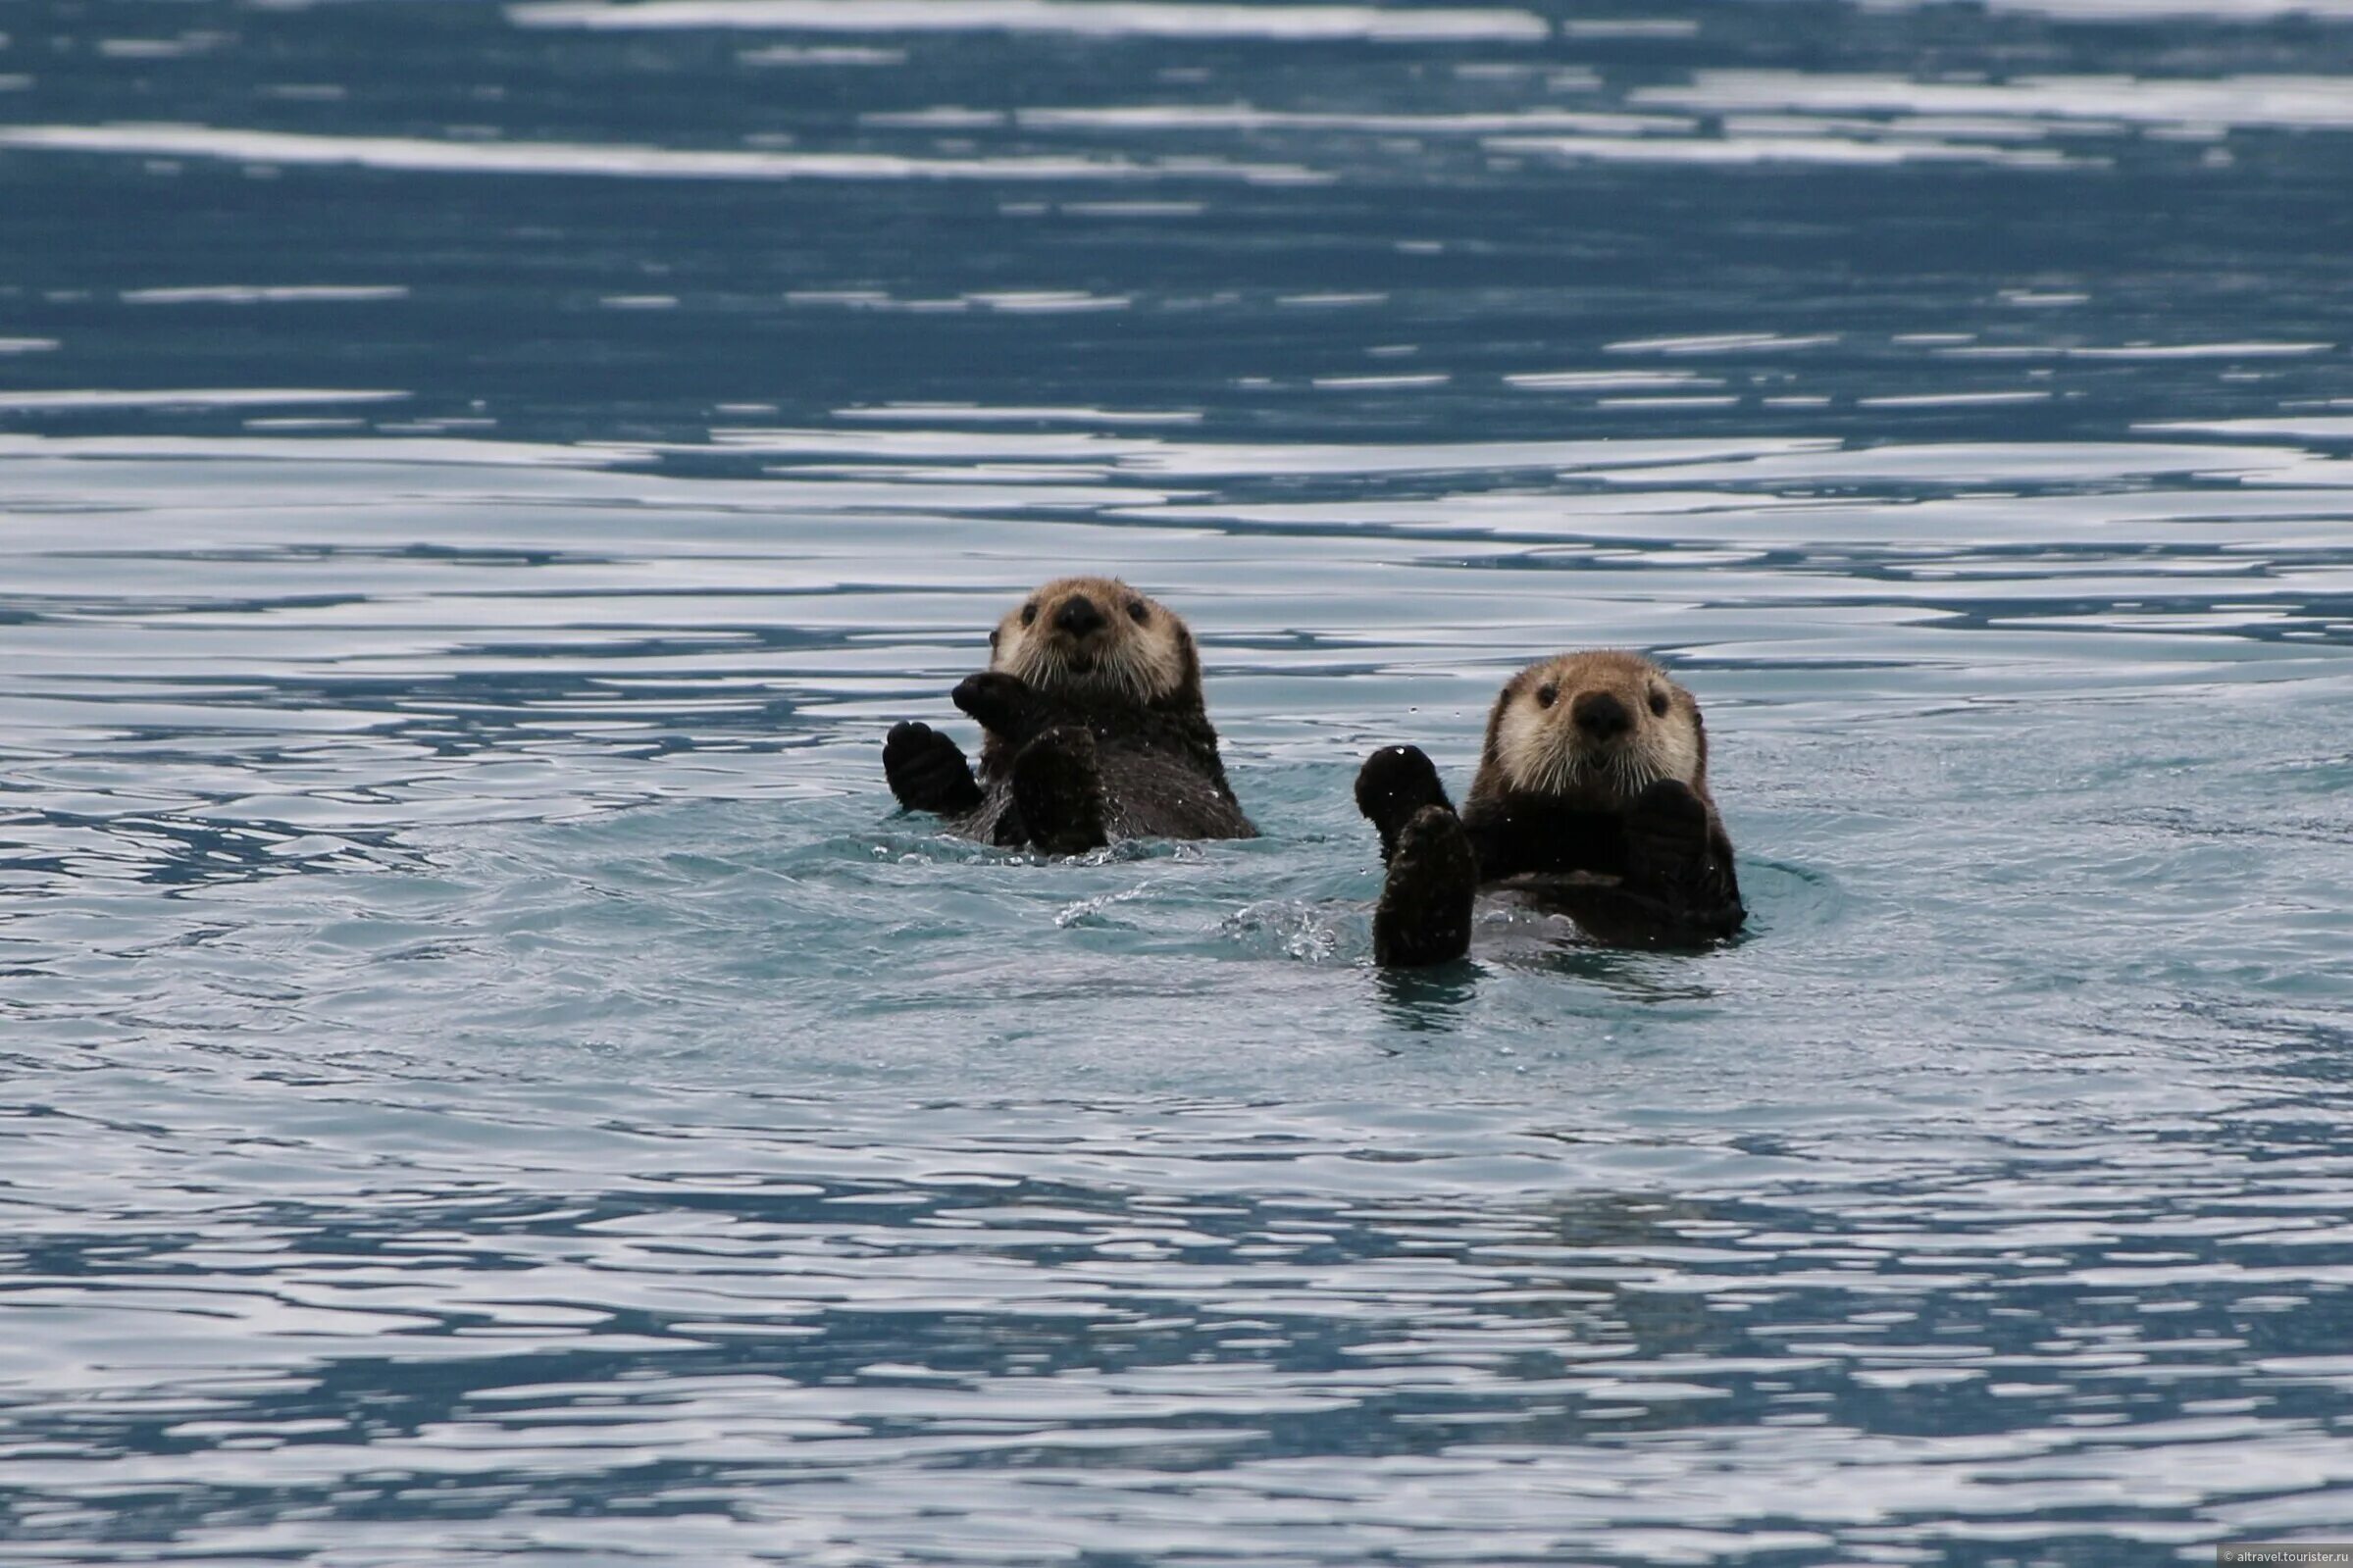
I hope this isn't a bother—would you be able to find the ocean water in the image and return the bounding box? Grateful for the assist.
[5,0,2353,1562]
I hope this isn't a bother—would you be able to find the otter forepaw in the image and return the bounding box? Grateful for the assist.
[1620,779,1745,941]
[884,721,983,816]
[1373,804,1479,968]
[1011,725,1109,856]
[1356,744,1453,864]
[1623,779,1711,882]
[953,671,1046,741]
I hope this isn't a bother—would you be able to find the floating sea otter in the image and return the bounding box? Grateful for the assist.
[884,577,1254,853]
[1355,650,1744,966]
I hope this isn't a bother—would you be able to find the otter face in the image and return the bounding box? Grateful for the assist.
[988,576,1198,707]
[1483,650,1706,806]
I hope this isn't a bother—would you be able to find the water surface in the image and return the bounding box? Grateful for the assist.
[4,0,2353,1561]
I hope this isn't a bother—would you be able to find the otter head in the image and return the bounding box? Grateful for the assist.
[988,576,1200,709]
[1477,650,1708,808]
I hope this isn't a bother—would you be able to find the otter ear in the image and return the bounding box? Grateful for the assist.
[1689,699,1710,784]
[1170,619,1203,697]
[1477,676,1520,773]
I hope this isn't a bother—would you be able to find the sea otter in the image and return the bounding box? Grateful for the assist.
[1355,650,1744,966]
[882,577,1254,853]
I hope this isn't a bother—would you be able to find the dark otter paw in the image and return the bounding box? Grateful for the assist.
[1011,725,1109,856]
[1623,779,1711,881]
[884,721,983,815]
[1356,744,1453,864]
[1373,804,1479,968]
[953,671,1046,741]
[1621,779,1744,940]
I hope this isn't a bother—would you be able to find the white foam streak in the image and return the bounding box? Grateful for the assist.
[1486,132,2091,170]
[121,284,411,304]
[1016,105,1690,135]
[2068,342,2334,360]
[507,0,1550,41]
[0,433,631,467]
[1858,390,2053,408]
[1945,341,2335,360]
[1607,333,1838,355]
[2141,417,2353,439]
[737,43,904,64]
[702,428,1839,476]
[1636,72,2353,131]
[0,124,1317,184]
[1507,371,1725,390]
[835,404,1202,426]
[0,388,409,411]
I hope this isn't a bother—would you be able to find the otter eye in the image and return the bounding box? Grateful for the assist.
[1534,683,1558,710]
[1648,688,1669,717]
[1126,599,1149,624]
[1020,601,1038,627]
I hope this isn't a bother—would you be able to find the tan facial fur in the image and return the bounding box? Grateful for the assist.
[1479,650,1708,807]
[988,577,1198,707]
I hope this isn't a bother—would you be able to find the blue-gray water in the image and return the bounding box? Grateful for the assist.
[5,1,2353,1562]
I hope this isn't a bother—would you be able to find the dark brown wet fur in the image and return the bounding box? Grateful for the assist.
[1357,652,1744,965]
[884,578,1253,852]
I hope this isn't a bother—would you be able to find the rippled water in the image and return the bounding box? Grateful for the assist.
[5,1,2353,1562]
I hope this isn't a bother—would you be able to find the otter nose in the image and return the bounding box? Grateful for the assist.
[1053,595,1105,636]
[1571,690,1632,740]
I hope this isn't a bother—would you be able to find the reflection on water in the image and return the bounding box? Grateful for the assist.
[4,0,2353,1561]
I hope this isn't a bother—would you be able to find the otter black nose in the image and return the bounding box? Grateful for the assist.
[1571,690,1633,739]
[1053,595,1105,636]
